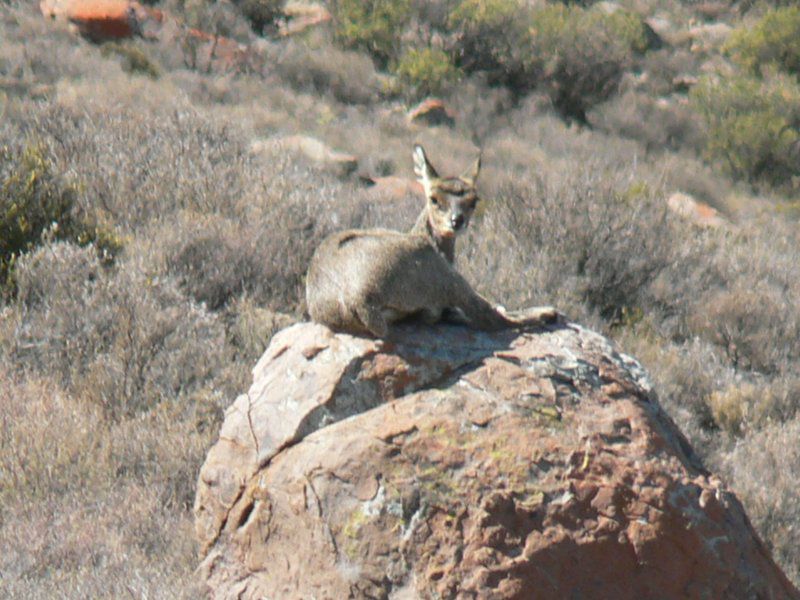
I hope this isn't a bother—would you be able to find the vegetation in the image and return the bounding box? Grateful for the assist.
[395,47,460,100]
[725,6,800,77]
[2,0,800,596]
[330,0,649,117]
[526,3,649,120]
[691,73,800,185]
[330,0,411,66]
[101,41,161,78]
[0,144,121,293]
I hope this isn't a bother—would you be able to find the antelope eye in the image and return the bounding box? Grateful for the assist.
[430,197,440,207]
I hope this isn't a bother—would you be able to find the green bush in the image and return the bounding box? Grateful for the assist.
[725,7,800,77]
[0,144,121,292]
[447,0,534,90]
[690,73,800,185]
[527,4,648,120]
[329,0,411,67]
[395,47,461,100]
[328,0,648,117]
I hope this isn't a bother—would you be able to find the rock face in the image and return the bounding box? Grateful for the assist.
[194,321,799,599]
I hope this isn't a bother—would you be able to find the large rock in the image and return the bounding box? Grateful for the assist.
[194,321,799,599]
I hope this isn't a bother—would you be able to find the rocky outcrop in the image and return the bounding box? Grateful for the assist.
[666,191,728,229]
[194,321,799,599]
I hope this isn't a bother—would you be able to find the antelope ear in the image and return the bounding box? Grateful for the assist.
[461,152,481,185]
[413,144,439,182]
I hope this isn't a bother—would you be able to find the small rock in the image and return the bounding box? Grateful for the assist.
[279,2,332,37]
[408,98,455,127]
[688,22,733,53]
[667,192,728,229]
[258,135,358,178]
[361,175,423,200]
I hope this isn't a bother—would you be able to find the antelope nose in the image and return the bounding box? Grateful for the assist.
[452,214,465,230]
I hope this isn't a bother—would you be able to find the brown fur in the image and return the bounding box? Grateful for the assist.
[305,145,558,337]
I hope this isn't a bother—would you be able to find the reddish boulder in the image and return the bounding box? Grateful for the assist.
[408,98,455,127]
[194,321,799,599]
[40,0,140,40]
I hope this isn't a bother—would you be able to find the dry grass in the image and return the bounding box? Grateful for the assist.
[2,0,800,594]
[0,371,206,598]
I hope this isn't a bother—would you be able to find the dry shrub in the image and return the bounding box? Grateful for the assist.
[0,142,122,292]
[0,96,260,230]
[267,35,384,104]
[590,90,704,152]
[719,417,800,585]
[227,297,297,362]
[8,242,230,419]
[706,379,800,436]
[461,133,675,326]
[615,331,729,445]
[687,282,800,375]
[0,371,209,599]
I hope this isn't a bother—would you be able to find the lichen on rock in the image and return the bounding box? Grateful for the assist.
[194,320,799,599]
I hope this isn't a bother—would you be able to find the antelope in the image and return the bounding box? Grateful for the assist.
[305,145,559,337]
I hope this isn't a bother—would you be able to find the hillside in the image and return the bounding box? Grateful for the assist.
[1,0,799,596]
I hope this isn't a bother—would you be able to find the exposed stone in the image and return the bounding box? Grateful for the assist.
[194,321,798,599]
[643,15,681,47]
[180,27,262,73]
[40,0,143,41]
[693,2,732,21]
[279,2,332,37]
[667,191,728,229]
[408,98,455,127]
[361,175,424,201]
[688,22,733,53]
[253,135,358,179]
[40,0,260,72]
